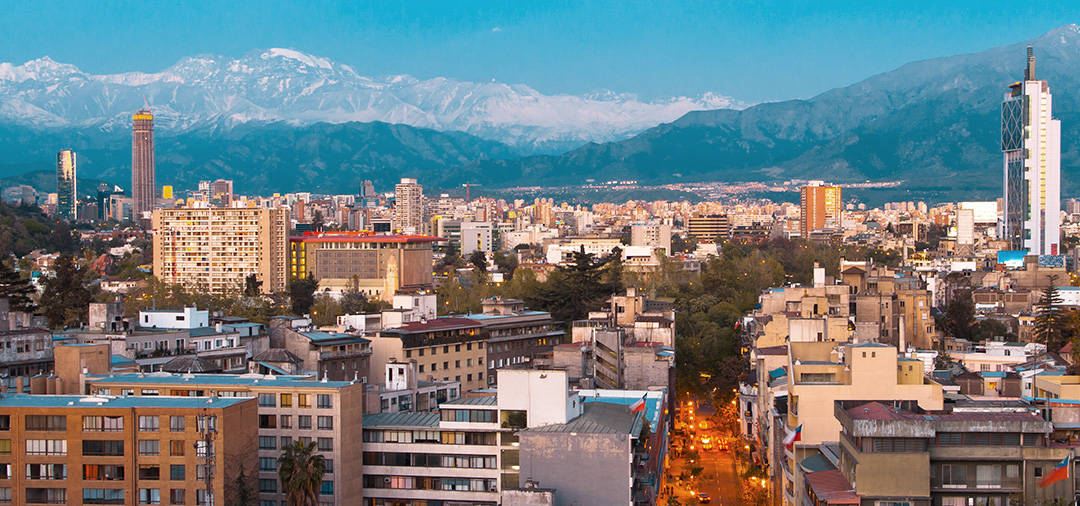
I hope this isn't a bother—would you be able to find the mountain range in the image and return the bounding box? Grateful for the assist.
[2,26,1080,198]
[0,48,740,153]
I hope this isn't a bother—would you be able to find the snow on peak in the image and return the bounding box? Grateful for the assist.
[0,56,81,82]
[260,48,333,70]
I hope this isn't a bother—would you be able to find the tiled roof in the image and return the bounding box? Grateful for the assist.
[805,469,859,503]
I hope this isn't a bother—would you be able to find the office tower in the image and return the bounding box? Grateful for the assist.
[152,207,289,294]
[360,179,375,198]
[394,177,424,233]
[800,182,842,238]
[687,214,731,241]
[55,149,76,221]
[1002,45,1061,255]
[209,179,234,206]
[131,108,155,222]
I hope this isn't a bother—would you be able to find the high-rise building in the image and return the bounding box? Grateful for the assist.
[152,206,289,294]
[131,108,156,222]
[687,214,730,241]
[394,177,424,233]
[55,149,76,221]
[289,231,439,300]
[209,179,234,206]
[800,182,842,237]
[1002,45,1061,255]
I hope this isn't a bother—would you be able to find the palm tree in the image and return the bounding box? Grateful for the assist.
[278,440,325,506]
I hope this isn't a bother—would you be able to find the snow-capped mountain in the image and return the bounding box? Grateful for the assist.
[0,48,744,152]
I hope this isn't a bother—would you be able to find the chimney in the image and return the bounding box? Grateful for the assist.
[1026,45,1036,81]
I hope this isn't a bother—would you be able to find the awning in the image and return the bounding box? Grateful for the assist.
[805,469,860,505]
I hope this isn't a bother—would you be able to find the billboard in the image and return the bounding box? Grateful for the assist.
[997,250,1027,269]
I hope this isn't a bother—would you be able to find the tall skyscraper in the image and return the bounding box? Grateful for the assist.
[394,177,424,233]
[800,182,842,237]
[131,108,155,222]
[1002,45,1061,255]
[55,149,76,221]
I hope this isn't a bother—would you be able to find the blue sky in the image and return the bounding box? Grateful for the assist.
[3,1,1080,103]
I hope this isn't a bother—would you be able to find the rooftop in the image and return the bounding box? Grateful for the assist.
[441,395,497,407]
[388,317,483,333]
[363,411,440,428]
[524,401,643,435]
[299,331,370,344]
[88,372,357,389]
[290,233,442,244]
[0,393,251,410]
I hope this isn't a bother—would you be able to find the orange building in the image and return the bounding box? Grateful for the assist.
[800,184,842,237]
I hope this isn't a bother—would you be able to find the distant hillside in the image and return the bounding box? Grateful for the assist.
[0,169,111,198]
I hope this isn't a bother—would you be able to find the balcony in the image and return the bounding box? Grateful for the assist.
[319,348,372,360]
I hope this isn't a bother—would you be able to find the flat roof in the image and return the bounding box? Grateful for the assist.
[88,372,357,389]
[524,402,643,436]
[363,411,440,428]
[290,234,442,244]
[299,331,371,343]
[442,396,497,407]
[0,393,251,410]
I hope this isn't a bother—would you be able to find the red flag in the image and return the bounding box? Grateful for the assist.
[630,394,647,413]
[1040,455,1070,488]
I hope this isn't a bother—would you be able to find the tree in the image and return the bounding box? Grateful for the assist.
[493,251,518,276]
[311,210,324,232]
[526,247,622,322]
[231,464,257,506]
[289,276,319,315]
[278,439,325,506]
[40,254,94,328]
[468,250,488,274]
[310,294,343,327]
[940,290,975,340]
[1035,281,1068,351]
[0,260,36,312]
[243,274,262,296]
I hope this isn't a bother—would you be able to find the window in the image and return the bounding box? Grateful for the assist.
[324,459,333,473]
[170,465,185,481]
[317,416,333,430]
[139,488,161,505]
[169,416,185,432]
[142,389,160,396]
[138,466,160,480]
[0,415,8,430]
[280,436,292,448]
[258,479,278,493]
[280,415,292,429]
[258,393,276,407]
[82,464,124,480]
[443,361,449,370]
[25,415,66,431]
[26,463,65,480]
[139,416,160,432]
[259,415,277,429]
[138,440,159,456]
[418,349,424,357]
[318,394,332,409]
[169,489,185,505]
[0,440,8,455]
[82,415,124,432]
[28,439,67,456]
[197,416,217,432]
[298,394,311,408]
[0,488,8,503]
[169,440,185,456]
[195,441,214,458]
[431,363,437,371]
[259,458,277,472]
[280,393,292,408]
[80,488,120,504]
[259,436,276,450]
[318,438,333,451]
[320,480,334,495]
[298,415,312,430]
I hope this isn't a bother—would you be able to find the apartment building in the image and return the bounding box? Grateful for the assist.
[0,393,257,506]
[269,320,372,381]
[86,373,363,506]
[781,341,944,505]
[826,400,1070,505]
[686,214,730,241]
[288,232,440,300]
[468,297,566,386]
[152,206,289,294]
[377,318,489,392]
[361,397,504,505]
[364,361,461,414]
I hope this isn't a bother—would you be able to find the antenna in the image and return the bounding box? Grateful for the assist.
[143,95,150,110]
[197,410,217,505]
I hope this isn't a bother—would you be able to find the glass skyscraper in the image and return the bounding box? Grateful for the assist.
[55,149,76,221]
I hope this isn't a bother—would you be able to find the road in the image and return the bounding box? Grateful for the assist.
[663,398,743,505]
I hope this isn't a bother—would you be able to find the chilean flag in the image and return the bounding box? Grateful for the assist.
[783,424,802,449]
[630,394,647,413]
[1040,455,1070,488]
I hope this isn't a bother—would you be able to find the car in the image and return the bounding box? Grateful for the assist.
[697,492,711,503]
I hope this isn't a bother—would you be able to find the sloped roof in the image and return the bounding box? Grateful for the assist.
[524,402,641,436]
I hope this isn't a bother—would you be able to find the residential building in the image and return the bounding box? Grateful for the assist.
[469,297,566,386]
[288,232,439,300]
[269,319,372,382]
[630,221,672,253]
[364,360,461,414]
[131,108,155,222]
[1002,46,1061,255]
[394,178,424,233]
[87,372,363,506]
[0,393,258,505]
[377,318,489,392]
[461,221,494,256]
[55,149,76,221]
[800,183,842,238]
[152,206,289,294]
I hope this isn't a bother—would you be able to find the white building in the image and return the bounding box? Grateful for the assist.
[138,307,209,329]
[1001,46,1061,255]
[394,177,424,234]
[461,221,494,255]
